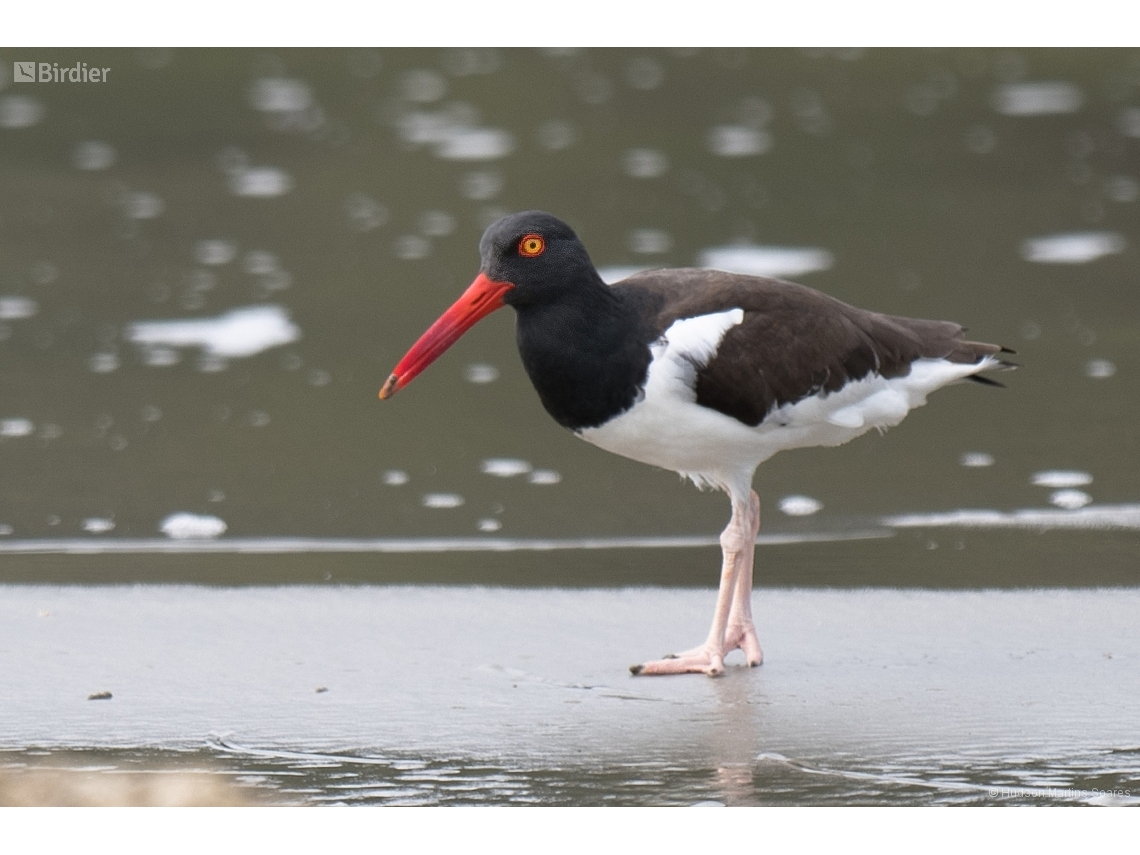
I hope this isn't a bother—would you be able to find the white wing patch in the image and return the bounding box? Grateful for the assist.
[655,308,745,370]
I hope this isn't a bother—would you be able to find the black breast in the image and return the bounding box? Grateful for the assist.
[513,287,660,431]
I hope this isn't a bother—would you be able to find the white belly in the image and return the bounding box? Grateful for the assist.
[577,310,994,493]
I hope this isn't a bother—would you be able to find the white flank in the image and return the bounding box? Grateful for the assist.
[582,329,998,495]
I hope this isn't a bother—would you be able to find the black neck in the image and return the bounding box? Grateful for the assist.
[513,280,657,431]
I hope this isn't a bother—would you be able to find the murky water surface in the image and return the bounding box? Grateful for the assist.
[1,48,1139,804]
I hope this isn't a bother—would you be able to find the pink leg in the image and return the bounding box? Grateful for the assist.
[668,491,762,667]
[723,491,763,666]
[631,490,755,677]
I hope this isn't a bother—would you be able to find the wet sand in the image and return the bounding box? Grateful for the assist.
[3,584,1138,805]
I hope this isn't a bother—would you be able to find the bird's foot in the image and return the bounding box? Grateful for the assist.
[723,622,764,667]
[630,644,726,677]
[632,623,762,676]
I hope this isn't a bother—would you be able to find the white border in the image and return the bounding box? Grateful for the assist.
[2,1,1131,48]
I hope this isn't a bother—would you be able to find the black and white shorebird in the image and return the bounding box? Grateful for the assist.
[380,211,1012,676]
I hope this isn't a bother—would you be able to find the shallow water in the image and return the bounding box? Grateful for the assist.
[1,48,1139,804]
[3,584,1138,805]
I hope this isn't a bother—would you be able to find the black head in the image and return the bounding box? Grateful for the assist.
[478,211,603,308]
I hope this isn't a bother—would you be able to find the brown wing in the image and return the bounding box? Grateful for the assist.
[616,269,1007,428]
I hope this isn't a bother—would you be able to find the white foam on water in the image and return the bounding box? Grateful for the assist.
[82,518,115,534]
[229,167,293,197]
[402,69,447,103]
[195,240,237,266]
[229,167,292,197]
[1085,359,1116,379]
[992,81,1083,116]
[622,148,668,178]
[477,518,502,533]
[397,110,456,146]
[418,210,456,237]
[434,127,514,161]
[459,171,503,201]
[628,228,672,254]
[1119,107,1140,138]
[72,140,116,171]
[249,78,312,113]
[382,470,409,486]
[698,245,834,278]
[87,353,119,373]
[959,452,995,468]
[159,513,227,540]
[0,418,34,437]
[528,470,561,485]
[536,119,576,151]
[1105,175,1139,204]
[422,494,464,509]
[779,495,823,517]
[394,235,430,260]
[1031,470,1092,488]
[885,504,1140,531]
[344,193,389,232]
[481,459,531,478]
[397,109,514,161]
[141,347,180,367]
[0,94,44,128]
[1050,490,1092,510]
[464,363,499,384]
[127,305,301,359]
[707,125,772,157]
[0,297,38,320]
[242,250,279,275]
[1021,232,1125,264]
[123,191,164,220]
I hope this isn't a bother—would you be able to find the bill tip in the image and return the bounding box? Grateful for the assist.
[379,374,400,400]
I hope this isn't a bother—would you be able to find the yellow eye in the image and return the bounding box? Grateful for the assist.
[518,234,545,257]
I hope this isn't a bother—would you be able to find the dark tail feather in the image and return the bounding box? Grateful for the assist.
[966,373,1006,388]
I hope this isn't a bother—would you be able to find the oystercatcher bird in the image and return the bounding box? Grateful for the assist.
[380,211,1012,676]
